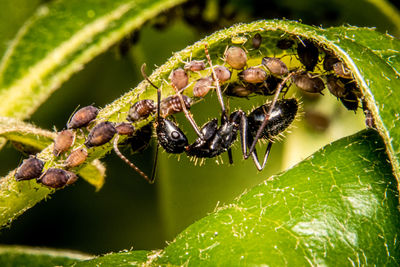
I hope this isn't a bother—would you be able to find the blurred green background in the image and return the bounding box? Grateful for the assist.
[0,0,399,255]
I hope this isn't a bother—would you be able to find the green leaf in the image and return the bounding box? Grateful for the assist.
[75,129,400,265]
[0,245,92,267]
[4,19,400,252]
[73,250,151,267]
[0,0,186,119]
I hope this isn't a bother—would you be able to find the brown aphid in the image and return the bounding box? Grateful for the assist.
[213,65,231,83]
[252,33,262,49]
[38,168,78,188]
[340,91,359,111]
[323,53,340,71]
[127,99,155,122]
[184,60,206,72]
[15,156,44,181]
[115,122,135,136]
[53,129,75,156]
[193,76,213,97]
[238,67,267,84]
[362,100,376,128]
[65,148,88,168]
[277,38,294,50]
[262,57,288,76]
[84,121,117,148]
[225,83,256,97]
[224,46,247,69]
[169,68,189,90]
[160,94,192,117]
[67,106,99,129]
[326,74,347,98]
[297,39,319,72]
[333,62,352,79]
[292,74,325,94]
[254,75,283,96]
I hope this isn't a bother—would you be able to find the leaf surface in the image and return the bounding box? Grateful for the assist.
[76,129,400,265]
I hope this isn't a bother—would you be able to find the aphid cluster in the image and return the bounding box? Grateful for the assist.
[15,31,371,186]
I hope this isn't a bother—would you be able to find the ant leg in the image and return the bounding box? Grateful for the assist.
[258,142,273,171]
[244,70,299,159]
[235,112,265,170]
[113,135,152,183]
[149,142,159,184]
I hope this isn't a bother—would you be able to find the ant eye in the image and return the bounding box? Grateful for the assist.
[171,131,180,139]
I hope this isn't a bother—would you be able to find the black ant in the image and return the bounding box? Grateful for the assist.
[142,44,299,172]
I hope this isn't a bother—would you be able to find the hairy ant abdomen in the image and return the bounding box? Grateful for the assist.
[248,98,298,139]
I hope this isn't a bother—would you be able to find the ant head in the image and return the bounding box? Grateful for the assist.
[157,118,188,154]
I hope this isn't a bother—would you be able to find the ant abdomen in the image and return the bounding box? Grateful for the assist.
[248,98,298,139]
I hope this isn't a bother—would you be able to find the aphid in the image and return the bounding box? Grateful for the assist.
[277,38,294,50]
[169,68,189,90]
[254,75,282,96]
[333,62,352,79]
[184,60,206,72]
[225,83,256,98]
[362,100,375,128]
[84,121,117,147]
[252,33,262,49]
[297,39,319,71]
[15,156,44,181]
[224,46,247,69]
[326,74,347,98]
[160,94,192,117]
[193,76,213,98]
[323,53,340,71]
[115,122,135,136]
[37,168,78,188]
[238,67,267,84]
[338,81,361,111]
[65,148,88,168]
[127,99,155,122]
[214,65,231,83]
[262,57,289,76]
[340,92,359,111]
[67,106,99,129]
[292,74,325,94]
[53,129,75,156]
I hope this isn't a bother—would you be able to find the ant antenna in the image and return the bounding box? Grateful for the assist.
[205,43,228,123]
[141,63,160,183]
[205,43,234,164]
[113,135,152,183]
[170,83,203,137]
